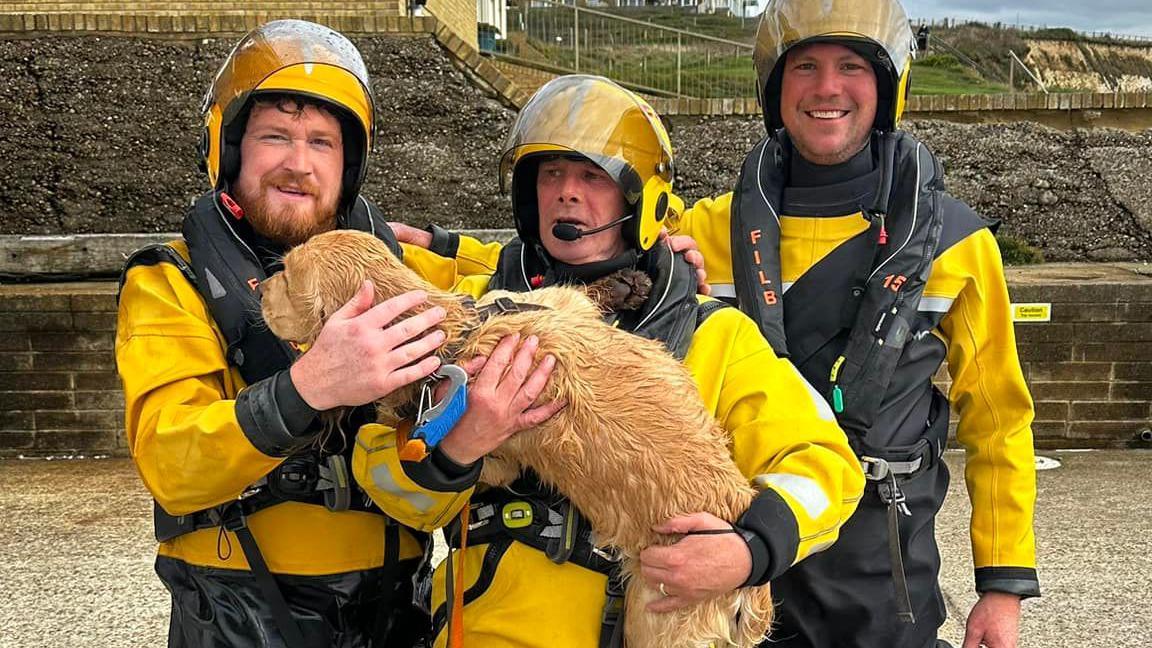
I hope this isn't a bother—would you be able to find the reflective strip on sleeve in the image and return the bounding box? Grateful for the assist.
[369,464,437,512]
[790,365,836,422]
[753,473,831,521]
[918,296,955,313]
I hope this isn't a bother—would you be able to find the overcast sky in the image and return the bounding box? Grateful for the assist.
[900,0,1152,38]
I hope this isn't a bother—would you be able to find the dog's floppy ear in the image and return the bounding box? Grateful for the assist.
[281,253,326,344]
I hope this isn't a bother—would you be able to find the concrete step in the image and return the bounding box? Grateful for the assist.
[490,57,558,97]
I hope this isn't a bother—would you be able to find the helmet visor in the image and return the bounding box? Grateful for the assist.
[755,0,914,97]
[203,19,372,126]
[499,75,673,202]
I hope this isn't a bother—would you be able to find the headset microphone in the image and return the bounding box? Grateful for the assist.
[551,214,634,241]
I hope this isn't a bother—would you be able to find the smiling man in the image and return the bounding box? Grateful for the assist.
[670,1,1041,647]
[230,98,346,246]
[353,74,864,648]
[115,20,476,647]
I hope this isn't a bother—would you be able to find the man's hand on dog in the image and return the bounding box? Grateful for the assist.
[291,282,446,411]
[639,512,752,612]
[438,333,565,466]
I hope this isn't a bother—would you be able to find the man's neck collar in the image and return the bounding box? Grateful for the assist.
[548,248,640,284]
[787,136,875,188]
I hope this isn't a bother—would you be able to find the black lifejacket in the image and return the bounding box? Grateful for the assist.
[731,131,991,451]
[120,190,404,534]
[489,238,703,359]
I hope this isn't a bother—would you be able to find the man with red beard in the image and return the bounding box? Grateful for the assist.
[116,20,553,647]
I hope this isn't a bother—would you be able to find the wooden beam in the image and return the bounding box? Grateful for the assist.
[0,231,518,279]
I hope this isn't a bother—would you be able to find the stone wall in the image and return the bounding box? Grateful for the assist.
[1006,265,1152,447]
[1,264,1148,457]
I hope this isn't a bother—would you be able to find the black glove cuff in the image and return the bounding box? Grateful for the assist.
[736,488,801,586]
[426,224,461,258]
[235,371,320,457]
[975,566,1041,599]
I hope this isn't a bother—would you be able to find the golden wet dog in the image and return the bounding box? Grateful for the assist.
[261,229,774,648]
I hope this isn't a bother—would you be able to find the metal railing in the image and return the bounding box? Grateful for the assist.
[497,0,756,98]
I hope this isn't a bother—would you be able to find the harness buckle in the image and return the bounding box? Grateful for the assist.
[316,454,352,512]
[877,474,912,517]
[590,545,621,564]
[860,456,891,481]
[209,501,249,532]
[491,296,519,314]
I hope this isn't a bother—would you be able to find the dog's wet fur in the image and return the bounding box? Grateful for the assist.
[261,230,774,647]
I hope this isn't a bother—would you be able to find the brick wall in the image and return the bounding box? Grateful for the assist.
[1,264,1148,457]
[1006,265,1152,448]
[424,0,477,49]
[0,283,121,456]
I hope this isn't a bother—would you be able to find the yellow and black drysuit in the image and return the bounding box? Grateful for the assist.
[117,190,438,647]
[352,239,865,647]
[671,130,1039,648]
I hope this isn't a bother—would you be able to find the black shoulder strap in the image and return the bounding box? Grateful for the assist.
[182,192,298,386]
[118,243,196,302]
[615,245,700,361]
[731,135,789,357]
[832,133,947,440]
[695,298,730,328]
[347,194,404,261]
[491,240,701,360]
[489,238,540,292]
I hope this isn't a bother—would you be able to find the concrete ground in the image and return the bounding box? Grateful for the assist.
[1,450,1149,647]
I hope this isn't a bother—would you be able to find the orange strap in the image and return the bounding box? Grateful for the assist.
[395,420,430,463]
[447,505,470,648]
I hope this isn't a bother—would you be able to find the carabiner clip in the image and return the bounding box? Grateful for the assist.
[413,364,469,448]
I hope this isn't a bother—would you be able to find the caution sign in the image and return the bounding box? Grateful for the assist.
[1011,303,1052,322]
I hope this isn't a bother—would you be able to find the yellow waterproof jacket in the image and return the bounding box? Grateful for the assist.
[116,240,446,574]
[354,269,865,647]
[675,190,1039,591]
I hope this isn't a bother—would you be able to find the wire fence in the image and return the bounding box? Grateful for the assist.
[497,0,756,98]
[488,6,1150,99]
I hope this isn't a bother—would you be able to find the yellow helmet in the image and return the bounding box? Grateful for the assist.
[754,0,915,132]
[199,19,375,210]
[499,75,675,253]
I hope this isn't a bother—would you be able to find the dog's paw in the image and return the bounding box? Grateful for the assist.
[586,269,653,312]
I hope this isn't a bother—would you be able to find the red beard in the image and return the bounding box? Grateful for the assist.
[235,169,339,247]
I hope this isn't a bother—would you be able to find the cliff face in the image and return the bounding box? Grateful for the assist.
[0,33,512,236]
[2,33,1151,261]
[1025,39,1152,92]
